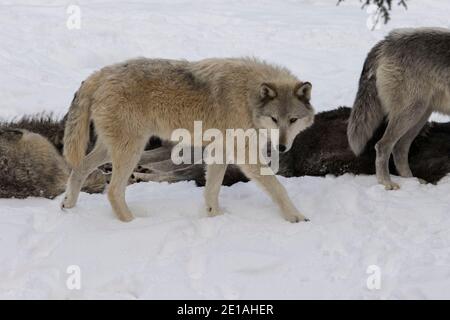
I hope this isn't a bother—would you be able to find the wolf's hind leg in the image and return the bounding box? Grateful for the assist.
[393,109,431,180]
[107,137,147,222]
[238,163,307,223]
[62,141,110,209]
[204,164,228,217]
[375,103,429,190]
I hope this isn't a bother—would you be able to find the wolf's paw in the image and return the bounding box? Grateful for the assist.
[284,213,309,223]
[383,181,400,190]
[206,206,224,217]
[61,195,76,210]
[118,214,134,223]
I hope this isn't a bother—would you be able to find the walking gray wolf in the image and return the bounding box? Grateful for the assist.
[347,28,450,190]
[62,57,315,223]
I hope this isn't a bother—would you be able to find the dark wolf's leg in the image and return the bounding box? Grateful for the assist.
[375,104,429,190]
[204,164,228,217]
[393,109,431,180]
[62,141,110,208]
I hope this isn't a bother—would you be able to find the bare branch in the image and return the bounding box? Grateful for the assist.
[337,0,408,24]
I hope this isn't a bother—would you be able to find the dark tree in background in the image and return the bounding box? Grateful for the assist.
[338,0,408,24]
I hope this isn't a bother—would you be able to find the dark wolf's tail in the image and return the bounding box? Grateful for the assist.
[347,41,386,156]
[63,83,92,168]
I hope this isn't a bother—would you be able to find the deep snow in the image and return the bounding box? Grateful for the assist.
[0,0,449,299]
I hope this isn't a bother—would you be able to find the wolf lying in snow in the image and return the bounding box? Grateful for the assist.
[1,107,449,200]
[348,28,450,190]
[0,126,105,199]
[62,58,315,222]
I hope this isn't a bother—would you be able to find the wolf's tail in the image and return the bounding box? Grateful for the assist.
[63,84,92,168]
[347,41,386,156]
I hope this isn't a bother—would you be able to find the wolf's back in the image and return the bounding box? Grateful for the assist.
[347,41,386,156]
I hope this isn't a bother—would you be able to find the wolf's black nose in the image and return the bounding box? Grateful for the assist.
[278,144,286,153]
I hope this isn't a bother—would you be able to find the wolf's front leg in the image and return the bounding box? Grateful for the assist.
[238,163,308,223]
[204,164,228,217]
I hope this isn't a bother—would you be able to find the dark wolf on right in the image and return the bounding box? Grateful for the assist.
[347,28,450,190]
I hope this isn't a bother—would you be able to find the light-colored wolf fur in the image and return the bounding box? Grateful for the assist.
[62,57,314,222]
[0,129,69,198]
[347,28,450,189]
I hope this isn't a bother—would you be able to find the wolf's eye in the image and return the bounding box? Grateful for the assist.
[271,117,278,124]
[290,118,298,124]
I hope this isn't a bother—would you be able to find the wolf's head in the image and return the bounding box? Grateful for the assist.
[252,81,315,152]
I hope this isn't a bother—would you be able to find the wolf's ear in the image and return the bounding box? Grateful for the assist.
[260,83,277,100]
[295,82,312,101]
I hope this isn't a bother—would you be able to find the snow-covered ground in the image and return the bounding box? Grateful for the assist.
[0,0,449,299]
